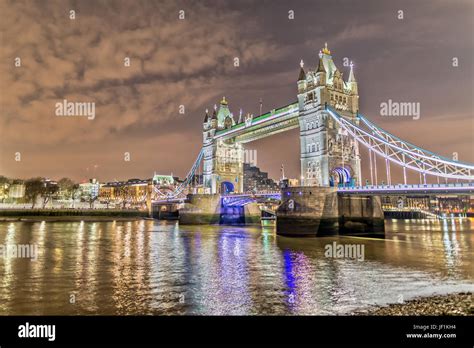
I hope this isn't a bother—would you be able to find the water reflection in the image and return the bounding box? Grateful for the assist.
[0,219,472,315]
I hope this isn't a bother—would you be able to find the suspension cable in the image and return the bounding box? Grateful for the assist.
[402,153,407,185]
[374,149,378,185]
[326,106,474,181]
[369,146,374,185]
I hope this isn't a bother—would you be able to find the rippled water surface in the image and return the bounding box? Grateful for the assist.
[0,219,473,315]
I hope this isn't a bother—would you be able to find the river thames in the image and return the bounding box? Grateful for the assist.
[0,219,472,315]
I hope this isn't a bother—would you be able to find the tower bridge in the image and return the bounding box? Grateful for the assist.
[201,43,363,194]
[152,43,474,236]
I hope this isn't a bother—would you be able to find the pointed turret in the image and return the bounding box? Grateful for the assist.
[298,59,306,81]
[315,50,327,87]
[216,97,234,129]
[297,59,307,94]
[348,61,356,83]
[316,51,326,73]
[212,104,217,120]
[208,104,217,128]
[347,61,358,95]
[319,43,338,85]
[203,107,216,144]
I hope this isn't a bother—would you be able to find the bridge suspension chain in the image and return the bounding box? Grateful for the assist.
[326,106,474,181]
[357,112,473,179]
[155,149,204,200]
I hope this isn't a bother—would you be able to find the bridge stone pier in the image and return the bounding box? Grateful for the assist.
[179,194,221,224]
[152,201,179,220]
[277,187,384,236]
[179,194,261,225]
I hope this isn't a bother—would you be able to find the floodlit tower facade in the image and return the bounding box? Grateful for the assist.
[297,43,362,187]
[202,97,244,194]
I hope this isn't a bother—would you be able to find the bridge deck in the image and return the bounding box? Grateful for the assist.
[338,183,474,195]
[152,184,473,204]
[214,102,299,143]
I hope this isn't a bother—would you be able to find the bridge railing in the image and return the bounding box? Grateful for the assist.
[338,182,474,192]
[221,191,281,197]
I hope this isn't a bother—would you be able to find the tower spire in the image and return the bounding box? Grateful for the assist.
[348,61,356,82]
[211,105,217,120]
[316,53,326,73]
[322,42,331,55]
[298,59,306,81]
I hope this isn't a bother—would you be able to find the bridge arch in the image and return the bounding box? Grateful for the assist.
[220,181,234,194]
[330,166,352,187]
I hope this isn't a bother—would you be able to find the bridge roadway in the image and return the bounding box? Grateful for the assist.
[337,182,474,195]
[153,183,473,205]
[221,183,474,202]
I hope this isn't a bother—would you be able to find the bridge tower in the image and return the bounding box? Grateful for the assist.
[202,97,244,194]
[297,43,362,187]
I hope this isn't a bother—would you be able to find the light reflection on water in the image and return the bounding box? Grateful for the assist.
[0,219,472,315]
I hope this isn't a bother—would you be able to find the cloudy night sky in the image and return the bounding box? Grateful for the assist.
[0,0,472,183]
